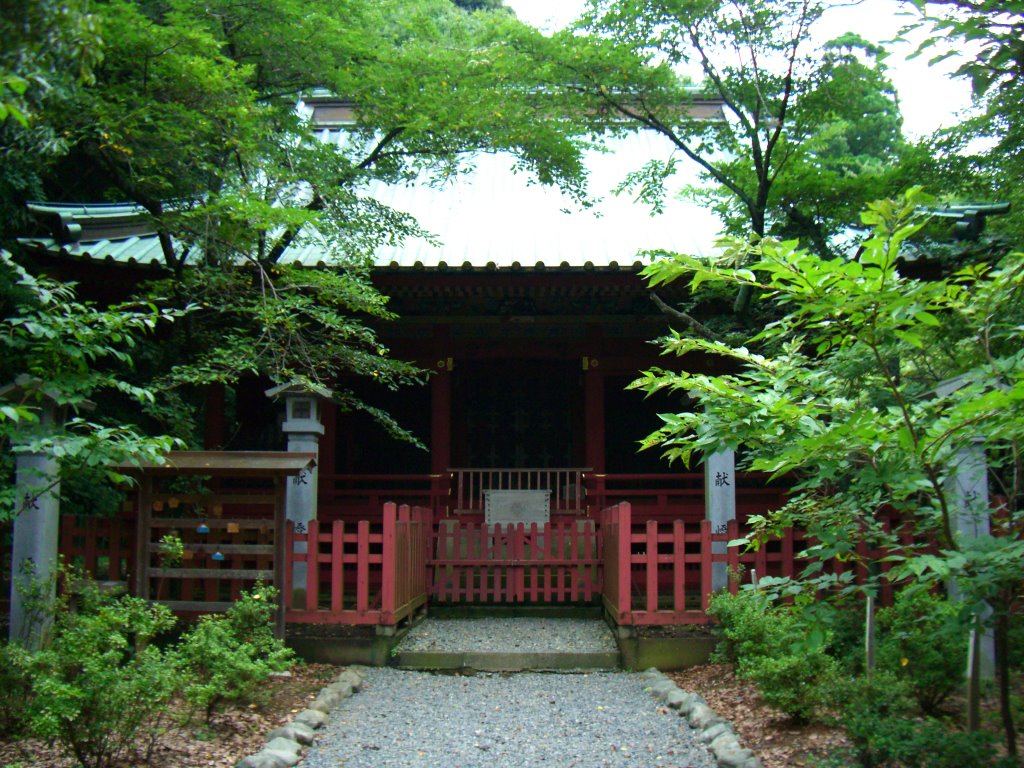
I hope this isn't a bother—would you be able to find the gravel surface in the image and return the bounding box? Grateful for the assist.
[299,668,718,768]
[394,618,618,654]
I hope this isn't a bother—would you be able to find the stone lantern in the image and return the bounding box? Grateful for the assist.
[265,380,332,596]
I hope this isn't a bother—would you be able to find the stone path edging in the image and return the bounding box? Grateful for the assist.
[234,667,367,768]
[236,665,761,768]
[639,668,763,768]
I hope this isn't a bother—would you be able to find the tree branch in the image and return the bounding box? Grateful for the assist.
[650,292,719,341]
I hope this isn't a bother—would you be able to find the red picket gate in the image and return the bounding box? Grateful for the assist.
[284,502,429,625]
[429,518,601,604]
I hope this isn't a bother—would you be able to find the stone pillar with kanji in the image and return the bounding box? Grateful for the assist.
[705,447,736,592]
[947,437,996,679]
[2,377,64,648]
[937,376,996,679]
[265,381,331,598]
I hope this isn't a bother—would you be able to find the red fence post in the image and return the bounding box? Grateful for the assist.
[617,502,632,620]
[645,519,658,615]
[700,520,713,611]
[381,502,397,624]
[284,521,294,611]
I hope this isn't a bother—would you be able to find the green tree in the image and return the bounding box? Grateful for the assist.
[11,0,597,443]
[633,190,1023,755]
[0,253,181,519]
[564,0,908,315]
[0,0,102,241]
[903,1,1024,244]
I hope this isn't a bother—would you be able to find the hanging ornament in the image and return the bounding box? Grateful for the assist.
[211,550,225,562]
[196,522,210,535]
[227,522,240,534]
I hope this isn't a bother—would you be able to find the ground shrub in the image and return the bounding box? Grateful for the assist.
[831,670,1014,768]
[26,585,179,768]
[875,590,969,714]
[708,590,840,722]
[0,643,34,736]
[177,584,294,721]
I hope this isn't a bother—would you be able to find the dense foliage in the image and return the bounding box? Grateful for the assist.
[0,580,294,768]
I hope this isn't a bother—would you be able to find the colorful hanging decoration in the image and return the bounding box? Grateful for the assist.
[211,550,225,562]
[196,522,210,534]
[227,522,240,534]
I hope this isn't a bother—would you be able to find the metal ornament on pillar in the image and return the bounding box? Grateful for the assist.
[705,447,737,592]
[265,381,330,597]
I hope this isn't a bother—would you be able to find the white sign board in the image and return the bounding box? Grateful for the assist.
[484,490,551,527]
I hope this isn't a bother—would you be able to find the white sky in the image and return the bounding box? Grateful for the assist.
[504,0,974,140]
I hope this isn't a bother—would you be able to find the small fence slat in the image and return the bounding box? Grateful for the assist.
[356,520,370,613]
[331,520,344,612]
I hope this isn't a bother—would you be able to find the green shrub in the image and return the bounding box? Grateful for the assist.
[177,584,294,721]
[708,590,840,722]
[708,589,791,663]
[0,643,34,737]
[26,586,179,768]
[834,671,1015,768]
[876,590,969,714]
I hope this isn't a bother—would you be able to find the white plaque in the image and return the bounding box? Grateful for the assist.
[484,490,550,527]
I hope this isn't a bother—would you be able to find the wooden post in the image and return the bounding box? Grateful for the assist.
[967,617,982,732]
[135,476,153,600]
[273,476,286,640]
[381,502,397,624]
[700,520,713,611]
[431,368,452,474]
[865,595,876,678]
[584,366,605,473]
[617,503,632,621]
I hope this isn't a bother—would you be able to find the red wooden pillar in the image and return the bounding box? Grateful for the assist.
[431,367,452,474]
[203,384,226,449]
[584,364,605,473]
[319,400,336,477]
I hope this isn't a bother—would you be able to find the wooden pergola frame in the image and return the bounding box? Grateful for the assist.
[118,451,316,638]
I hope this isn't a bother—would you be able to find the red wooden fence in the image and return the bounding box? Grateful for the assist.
[600,502,916,625]
[59,514,135,582]
[53,503,914,628]
[429,518,601,603]
[284,502,429,625]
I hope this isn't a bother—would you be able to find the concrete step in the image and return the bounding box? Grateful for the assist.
[392,649,621,672]
[390,616,621,672]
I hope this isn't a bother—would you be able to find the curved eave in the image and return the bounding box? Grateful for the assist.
[19,236,171,269]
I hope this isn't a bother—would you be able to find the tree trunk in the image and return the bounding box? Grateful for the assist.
[996,610,1018,756]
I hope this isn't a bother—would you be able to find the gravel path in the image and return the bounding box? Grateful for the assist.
[394,618,618,654]
[299,668,718,768]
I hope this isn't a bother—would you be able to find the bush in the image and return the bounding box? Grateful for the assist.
[708,590,840,722]
[738,646,840,723]
[177,584,294,721]
[26,585,179,768]
[876,590,969,714]
[837,672,1009,767]
[708,588,789,663]
[0,643,34,736]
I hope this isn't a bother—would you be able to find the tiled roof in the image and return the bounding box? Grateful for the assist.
[24,129,721,272]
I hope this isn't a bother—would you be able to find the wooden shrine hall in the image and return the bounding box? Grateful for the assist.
[15,111,809,628]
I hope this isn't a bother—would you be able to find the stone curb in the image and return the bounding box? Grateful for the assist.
[234,666,368,768]
[640,668,763,768]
